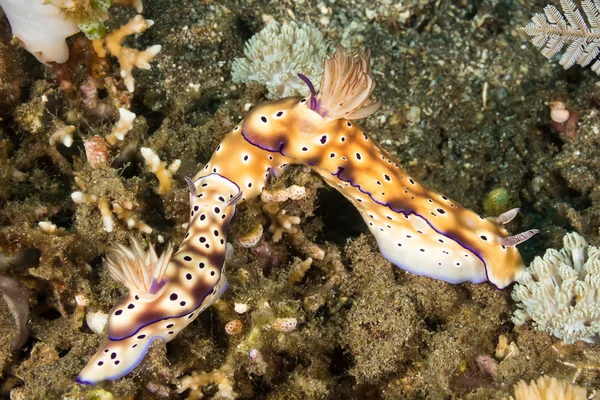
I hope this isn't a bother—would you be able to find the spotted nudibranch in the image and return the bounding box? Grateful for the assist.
[77,173,241,384]
[78,45,537,385]
[201,46,537,289]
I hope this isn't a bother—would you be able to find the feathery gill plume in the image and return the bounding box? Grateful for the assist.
[105,236,173,302]
[317,45,382,120]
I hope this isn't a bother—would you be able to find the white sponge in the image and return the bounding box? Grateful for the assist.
[0,0,80,63]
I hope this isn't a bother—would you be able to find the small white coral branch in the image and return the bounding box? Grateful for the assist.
[140,147,181,194]
[97,198,114,233]
[71,192,152,234]
[38,221,58,234]
[112,202,152,234]
[106,108,136,145]
[263,202,301,243]
[49,125,75,147]
[71,191,98,205]
[71,192,113,232]
[177,364,237,400]
[93,15,161,92]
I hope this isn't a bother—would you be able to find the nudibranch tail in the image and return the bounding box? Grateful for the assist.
[77,302,209,384]
[78,173,240,384]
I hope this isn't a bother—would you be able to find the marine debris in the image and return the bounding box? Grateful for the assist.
[512,231,600,344]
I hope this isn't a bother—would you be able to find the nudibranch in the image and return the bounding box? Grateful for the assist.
[77,173,241,384]
[203,46,537,289]
[78,44,538,386]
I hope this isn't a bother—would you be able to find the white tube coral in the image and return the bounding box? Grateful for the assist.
[231,21,329,99]
[512,232,600,344]
[0,0,80,63]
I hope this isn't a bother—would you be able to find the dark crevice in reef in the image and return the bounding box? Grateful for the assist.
[139,186,175,232]
[314,187,367,245]
[32,296,62,321]
[234,15,258,44]
[423,316,444,333]
[48,206,76,231]
[329,347,353,378]
[131,95,165,137]
[111,148,143,179]
[185,88,230,127]
[88,255,104,280]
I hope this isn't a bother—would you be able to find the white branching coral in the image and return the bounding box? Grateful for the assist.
[105,236,173,301]
[49,125,75,147]
[71,178,152,234]
[140,147,181,194]
[231,21,329,99]
[512,232,600,344]
[93,15,161,92]
[106,108,136,145]
[177,364,237,399]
